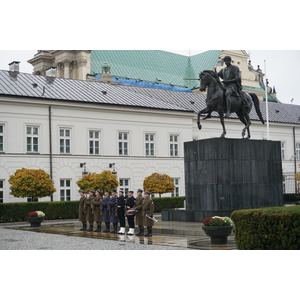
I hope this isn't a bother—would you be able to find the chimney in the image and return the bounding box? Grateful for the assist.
[8,61,20,72]
[46,66,56,77]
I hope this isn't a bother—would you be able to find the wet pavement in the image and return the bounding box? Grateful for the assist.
[2,215,236,250]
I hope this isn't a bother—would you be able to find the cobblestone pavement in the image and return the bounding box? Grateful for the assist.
[0,226,192,250]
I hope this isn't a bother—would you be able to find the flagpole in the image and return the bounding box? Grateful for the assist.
[264,60,269,140]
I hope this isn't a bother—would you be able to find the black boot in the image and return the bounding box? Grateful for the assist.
[94,225,101,232]
[111,223,117,233]
[88,224,93,231]
[80,223,87,231]
[103,223,110,233]
[135,226,143,236]
[145,228,152,237]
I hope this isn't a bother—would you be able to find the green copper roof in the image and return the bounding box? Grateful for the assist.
[90,50,221,89]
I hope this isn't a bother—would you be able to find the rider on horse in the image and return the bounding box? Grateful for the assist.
[217,55,249,117]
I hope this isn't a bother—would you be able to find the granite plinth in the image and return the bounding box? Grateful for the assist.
[162,138,284,222]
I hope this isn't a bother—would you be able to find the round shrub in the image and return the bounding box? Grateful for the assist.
[230,206,300,250]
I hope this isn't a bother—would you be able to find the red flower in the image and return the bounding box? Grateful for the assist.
[27,211,38,217]
[202,217,213,225]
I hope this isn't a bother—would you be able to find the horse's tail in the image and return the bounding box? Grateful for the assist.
[250,93,265,124]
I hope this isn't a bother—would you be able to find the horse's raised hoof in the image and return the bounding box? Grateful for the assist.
[197,122,202,130]
[242,129,246,138]
[203,115,211,120]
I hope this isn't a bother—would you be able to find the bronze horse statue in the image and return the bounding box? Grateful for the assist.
[197,70,265,138]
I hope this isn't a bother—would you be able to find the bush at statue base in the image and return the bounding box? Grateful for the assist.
[230,206,300,250]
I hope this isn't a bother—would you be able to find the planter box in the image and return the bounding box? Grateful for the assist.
[27,217,44,227]
[202,225,233,244]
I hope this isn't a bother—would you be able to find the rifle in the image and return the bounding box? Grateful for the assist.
[124,196,128,217]
[107,196,112,216]
[99,199,103,216]
[115,204,118,217]
[91,197,95,214]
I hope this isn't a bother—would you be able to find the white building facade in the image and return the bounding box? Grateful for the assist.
[0,65,299,203]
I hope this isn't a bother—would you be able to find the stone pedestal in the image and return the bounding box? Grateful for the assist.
[162,138,284,222]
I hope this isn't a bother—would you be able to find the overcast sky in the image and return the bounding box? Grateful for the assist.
[0,49,299,105]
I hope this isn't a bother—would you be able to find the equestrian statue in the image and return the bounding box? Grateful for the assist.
[197,56,265,139]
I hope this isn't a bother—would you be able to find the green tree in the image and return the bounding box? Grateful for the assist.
[76,170,119,195]
[9,168,56,200]
[143,173,175,197]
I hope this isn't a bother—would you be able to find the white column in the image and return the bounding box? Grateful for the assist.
[63,60,70,79]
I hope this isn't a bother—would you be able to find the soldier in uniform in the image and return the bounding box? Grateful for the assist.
[91,190,102,232]
[101,189,111,232]
[133,189,145,236]
[125,190,136,235]
[217,55,248,117]
[78,190,87,231]
[84,190,95,231]
[142,191,155,237]
[117,190,126,234]
[108,189,118,233]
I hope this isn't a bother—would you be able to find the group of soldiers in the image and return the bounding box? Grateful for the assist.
[78,188,155,237]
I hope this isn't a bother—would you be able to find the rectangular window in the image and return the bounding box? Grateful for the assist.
[171,178,180,197]
[170,134,179,157]
[89,130,100,155]
[281,142,285,160]
[0,180,3,203]
[26,126,39,152]
[119,178,129,195]
[0,125,3,152]
[60,179,71,201]
[145,133,155,156]
[118,132,128,156]
[27,197,38,202]
[60,128,71,154]
[296,143,300,160]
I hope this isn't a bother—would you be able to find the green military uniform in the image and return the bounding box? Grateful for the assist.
[92,192,102,232]
[142,192,155,237]
[78,192,87,230]
[133,189,145,236]
[84,191,95,231]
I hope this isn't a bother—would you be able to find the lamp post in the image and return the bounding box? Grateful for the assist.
[80,162,88,176]
[109,163,117,175]
[264,60,270,140]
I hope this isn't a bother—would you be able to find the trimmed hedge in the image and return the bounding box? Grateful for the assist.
[283,193,300,204]
[153,196,185,213]
[230,206,300,250]
[0,196,185,223]
[0,201,79,223]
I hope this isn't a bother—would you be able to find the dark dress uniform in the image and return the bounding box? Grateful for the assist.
[142,193,155,237]
[126,192,136,235]
[84,192,95,231]
[101,194,111,232]
[78,192,87,231]
[133,190,145,236]
[108,192,118,233]
[91,192,102,232]
[117,192,126,234]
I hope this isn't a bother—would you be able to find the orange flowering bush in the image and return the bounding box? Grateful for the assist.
[9,168,56,200]
[76,170,119,195]
[143,173,175,197]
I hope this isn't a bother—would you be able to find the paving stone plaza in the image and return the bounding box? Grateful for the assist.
[0,214,236,250]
